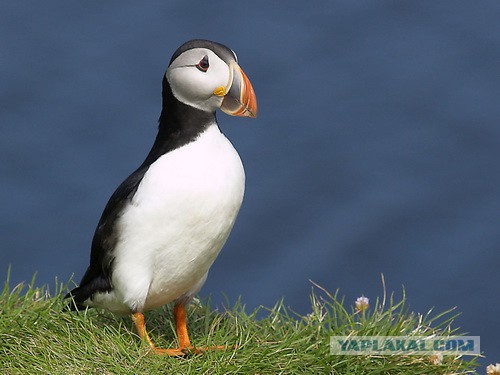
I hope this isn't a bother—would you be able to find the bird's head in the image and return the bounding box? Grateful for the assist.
[166,39,257,118]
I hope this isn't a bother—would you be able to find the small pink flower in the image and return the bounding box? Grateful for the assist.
[429,353,443,365]
[355,296,369,312]
[487,363,500,375]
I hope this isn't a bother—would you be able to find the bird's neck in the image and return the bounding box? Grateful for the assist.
[142,78,216,167]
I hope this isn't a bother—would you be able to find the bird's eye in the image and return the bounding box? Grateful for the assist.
[195,55,209,72]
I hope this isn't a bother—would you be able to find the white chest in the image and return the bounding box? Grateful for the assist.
[109,124,245,312]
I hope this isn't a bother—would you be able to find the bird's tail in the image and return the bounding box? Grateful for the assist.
[63,287,89,311]
[63,274,112,311]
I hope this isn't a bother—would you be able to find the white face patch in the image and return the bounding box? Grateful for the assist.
[166,48,231,112]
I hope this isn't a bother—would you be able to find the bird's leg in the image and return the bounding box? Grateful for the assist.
[131,312,156,348]
[172,302,227,354]
[131,303,228,356]
[173,303,191,349]
[131,311,187,356]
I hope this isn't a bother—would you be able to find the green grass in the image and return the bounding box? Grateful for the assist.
[0,275,479,374]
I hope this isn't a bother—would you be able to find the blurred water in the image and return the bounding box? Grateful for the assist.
[1,1,499,367]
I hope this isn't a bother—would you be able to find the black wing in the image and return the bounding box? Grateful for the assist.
[64,165,148,310]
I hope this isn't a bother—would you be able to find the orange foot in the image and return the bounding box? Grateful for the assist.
[131,304,229,357]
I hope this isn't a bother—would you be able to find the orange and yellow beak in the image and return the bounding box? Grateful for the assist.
[214,61,257,118]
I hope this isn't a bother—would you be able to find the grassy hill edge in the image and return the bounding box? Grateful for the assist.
[0,274,479,374]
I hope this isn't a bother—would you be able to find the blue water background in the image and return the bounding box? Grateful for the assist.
[1,1,499,367]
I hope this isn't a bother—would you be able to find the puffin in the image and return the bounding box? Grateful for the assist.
[65,39,257,356]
